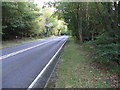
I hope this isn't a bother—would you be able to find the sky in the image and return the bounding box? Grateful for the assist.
[34,0,57,12]
[34,0,55,8]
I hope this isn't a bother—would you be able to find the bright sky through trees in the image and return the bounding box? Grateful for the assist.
[34,0,55,7]
[34,0,56,12]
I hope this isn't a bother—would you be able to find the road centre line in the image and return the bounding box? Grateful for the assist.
[28,39,67,89]
[0,38,60,60]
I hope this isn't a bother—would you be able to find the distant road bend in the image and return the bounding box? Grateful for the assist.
[1,36,68,88]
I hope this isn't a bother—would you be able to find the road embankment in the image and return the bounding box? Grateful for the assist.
[46,38,119,88]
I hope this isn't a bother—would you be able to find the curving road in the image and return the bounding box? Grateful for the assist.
[1,36,68,88]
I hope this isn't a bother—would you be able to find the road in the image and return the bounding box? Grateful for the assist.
[1,36,68,88]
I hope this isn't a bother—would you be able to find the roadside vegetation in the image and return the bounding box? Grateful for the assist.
[47,38,119,88]
[51,2,120,67]
[1,1,120,88]
[46,1,120,88]
[1,2,68,48]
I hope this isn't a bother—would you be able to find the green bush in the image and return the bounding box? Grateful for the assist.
[93,35,120,64]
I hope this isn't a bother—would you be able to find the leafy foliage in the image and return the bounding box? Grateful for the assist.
[2,2,42,40]
[53,2,120,66]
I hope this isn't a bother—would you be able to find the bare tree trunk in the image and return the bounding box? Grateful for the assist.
[79,16,83,42]
[77,3,83,42]
[91,30,94,41]
[86,3,89,34]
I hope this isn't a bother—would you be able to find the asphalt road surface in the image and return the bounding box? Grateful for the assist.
[1,36,68,88]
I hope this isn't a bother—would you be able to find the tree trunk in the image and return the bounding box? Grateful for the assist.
[77,3,83,42]
[79,16,83,42]
[91,30,94,41]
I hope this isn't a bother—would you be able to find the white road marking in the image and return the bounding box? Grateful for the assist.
[0,37,63,60]
[28,39,67,89]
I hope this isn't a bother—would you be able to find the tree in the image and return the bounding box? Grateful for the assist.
[52,1,120,65]
[2,2,42,40]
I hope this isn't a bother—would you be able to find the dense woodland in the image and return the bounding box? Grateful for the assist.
[2,2,67,40]
[51,2,120,70]
[2,2,120,73]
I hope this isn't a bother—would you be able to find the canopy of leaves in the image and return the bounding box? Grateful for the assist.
[2,2,68,40]
[53,2,120,65]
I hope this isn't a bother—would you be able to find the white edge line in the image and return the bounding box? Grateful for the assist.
[44,54,61,88]
[28,39,67,89]
[0,39,59,60]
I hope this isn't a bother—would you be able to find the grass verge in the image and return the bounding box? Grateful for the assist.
[1,36,54,49]
[47,37,119,88]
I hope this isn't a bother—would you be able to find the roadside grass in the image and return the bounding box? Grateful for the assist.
[55,38,119,88]
[1,36,55,49]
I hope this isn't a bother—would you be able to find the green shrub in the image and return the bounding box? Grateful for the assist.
[93,35,120,64]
